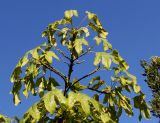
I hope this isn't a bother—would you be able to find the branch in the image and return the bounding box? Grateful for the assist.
[74,60,85,65]
[40,62,67,83]
[87,87,110,94]
[56,48,70,60]
[74,45,96,61]
[74,47,91,60]
[77,15,87,29]
[67,65,100,92]
[76,65,100,83]
[59,57,69,65]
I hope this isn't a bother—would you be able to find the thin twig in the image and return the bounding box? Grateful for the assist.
[87,87,110,94]
[74,60,85,65]
[67,65,100,92]
[78,15,87,29]
[74,46,94,61]
[59,57,69,65]
[55,48,70,60]
[40,62,67,83]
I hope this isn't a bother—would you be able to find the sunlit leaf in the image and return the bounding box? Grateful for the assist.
[45,51,59,64]
[102,53,111,69]
[14,94,21,106]
[94,52,102,66]
[89,76,100,85]
[43,91,56,114]
[74,38,88,55]
[133,85,141,93]
[28,103,41,121]
[64,10,78,19]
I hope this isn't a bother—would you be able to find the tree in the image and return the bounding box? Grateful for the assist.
[141,56,160,121]
[8,10,151,122]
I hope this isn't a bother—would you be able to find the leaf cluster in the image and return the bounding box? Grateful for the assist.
[141,56,160,119]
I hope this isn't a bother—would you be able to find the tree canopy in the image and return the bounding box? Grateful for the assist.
[2,10,151,123]
[141,56,160,120]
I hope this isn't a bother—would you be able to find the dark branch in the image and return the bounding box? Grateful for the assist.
[76,65,100,83]
[74,47,92,60]
[40,62,67,83]
[87,87,110,94]
[67,65,100,92]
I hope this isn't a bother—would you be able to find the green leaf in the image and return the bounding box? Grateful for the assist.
[93,94,99,101]
[79,27,90,37]
[94,36,101,45]
[28,103,41,121]
[10,67,22,83]
[64,10,78,19]
[78,94,91,115]
[23,89,29,98]
[41,31,48,37]
[48,77,60,86]
[89,76,100,85]
[133,85,141,93]
[102,53,111,69]
[45,51,59,64]
[71,79,87,92]
[0,114,11,122]
[94,52,102,66]
[68,92,77,108]
[141,108,151,119]
[94,36,112,51]
[30,48,39,59]
[117,107,122,118]
[43,91,56,114]
[19,53,29,67]
[112,50,129,70]
[85,11,96,20]
[124,71,137,84]
[36,76,46,97]
[14,94,21,106]
[117,92,133,116]
[99,30,108,39]
[94,52,112,69]
[90,98,101,111]
[72,10,78,17]
[138,111,142,121]
[101,113,111,123]
[91,80,105,90]
[74,38,88,55]
[103,39,110,51]
[52,87,66,104]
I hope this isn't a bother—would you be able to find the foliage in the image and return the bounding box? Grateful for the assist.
[9,10,151,122]
[141,56,160,119]
[0,114,11,123]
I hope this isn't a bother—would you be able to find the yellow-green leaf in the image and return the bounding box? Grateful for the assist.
[133,85,141,93]
[43,91,56,114]
[74,38,88,55]
[64,10,78,19]
[14,94,21,106]
[85,11,96,20]
[102,53,111,69]
[94,52,102,66]
[41,31,48,37]
[79,27,90,37]
[28,103,41,121]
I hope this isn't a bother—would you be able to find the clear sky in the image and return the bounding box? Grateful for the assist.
[0,0,160,122]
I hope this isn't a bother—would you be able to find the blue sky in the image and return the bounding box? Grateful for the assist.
[0,0,160,122]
